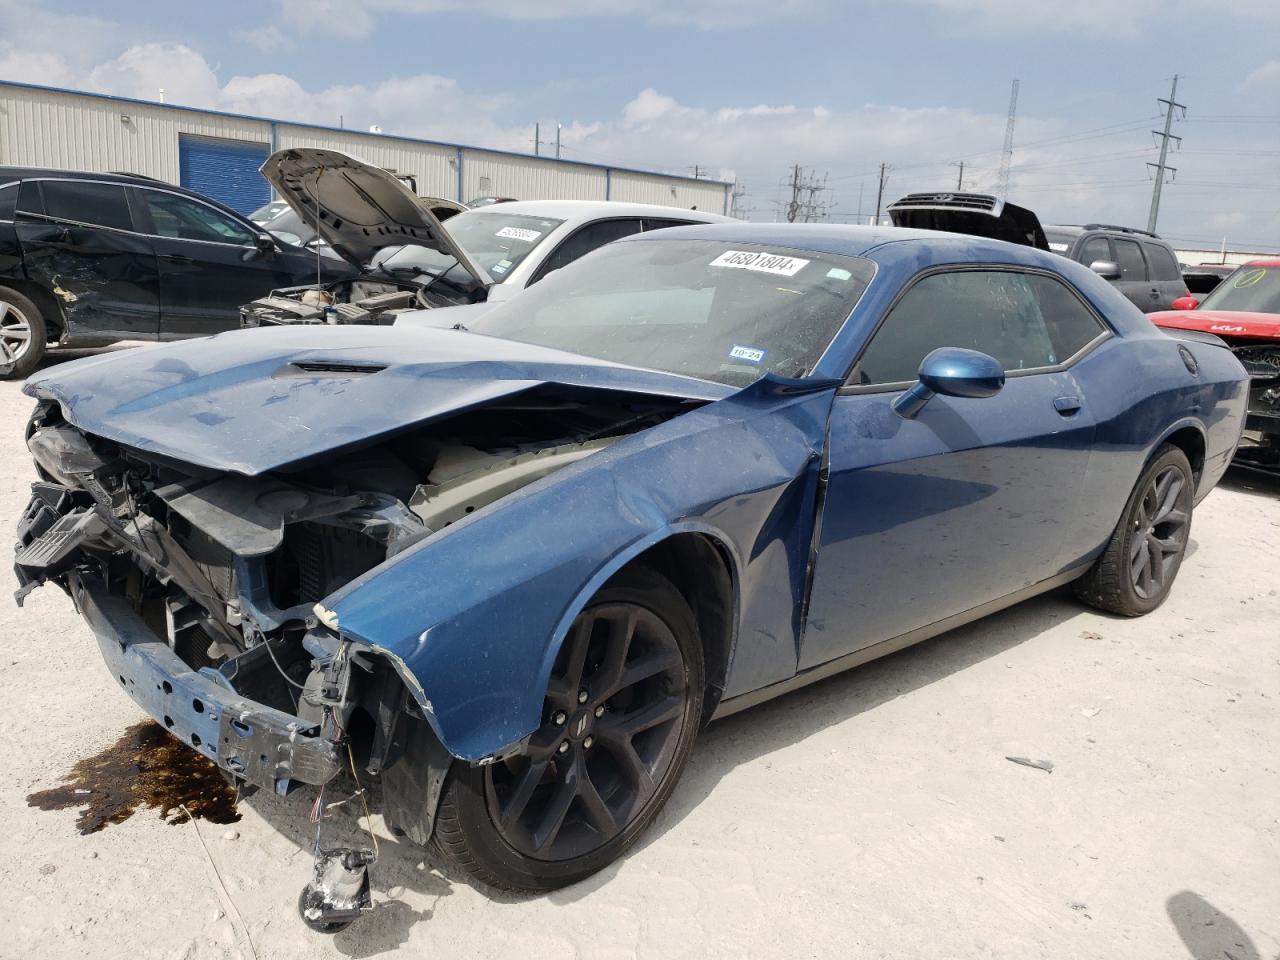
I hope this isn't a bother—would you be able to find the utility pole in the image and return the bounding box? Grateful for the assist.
[856,182,864,225]
[784,164,830,222]
[996,79,1019,199]
[1147,75,1185,234]
[555,123,561,159]
[787,163,802,222]
[873,163,889,225]
[953,161,965,191]
[534,122,540,157]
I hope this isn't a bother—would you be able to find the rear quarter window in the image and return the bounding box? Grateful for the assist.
[1142,242,1182,282]
[41,180,132,232]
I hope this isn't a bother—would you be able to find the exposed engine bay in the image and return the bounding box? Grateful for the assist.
[1223,338,1280,472]
[241,279,444,328]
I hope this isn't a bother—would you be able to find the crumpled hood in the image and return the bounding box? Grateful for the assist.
[1150,309,1280,340]
[23,327,730,476]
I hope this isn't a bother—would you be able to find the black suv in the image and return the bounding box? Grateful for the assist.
[1041,223,1188,313]
[0,167,354,378]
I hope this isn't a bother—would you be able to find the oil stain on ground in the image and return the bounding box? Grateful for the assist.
[27,721,241,833]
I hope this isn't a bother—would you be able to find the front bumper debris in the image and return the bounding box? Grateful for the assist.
[68,571,342,794]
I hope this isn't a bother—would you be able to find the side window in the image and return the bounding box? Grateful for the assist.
[41,181,132,231]
[642,218,696,232]
[854,270,1082,386]
[0,183,15,221]
[1024,274,1107,359]
[15,180,44,218]
[1143,242,1181,282]
[1112,238,1148,281]
[535,219,644,279]
[1079,236,1111,267]
[141,190,255,245]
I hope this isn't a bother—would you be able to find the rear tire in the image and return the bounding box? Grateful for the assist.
[434,565,703,892]
[0,286,48,379]
[1075,444,1194,616]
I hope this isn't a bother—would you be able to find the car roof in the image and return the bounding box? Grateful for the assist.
[1244,258,1280,268]
[0,165,176,188]
[463,199,735,228]
[618,221,1006,258]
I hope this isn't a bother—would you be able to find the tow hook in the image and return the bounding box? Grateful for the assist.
[298,848,375,933]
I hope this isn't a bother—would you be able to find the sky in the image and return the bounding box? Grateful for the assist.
[2,1,1278,251]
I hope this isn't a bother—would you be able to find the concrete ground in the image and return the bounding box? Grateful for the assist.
[2,344,1278,960]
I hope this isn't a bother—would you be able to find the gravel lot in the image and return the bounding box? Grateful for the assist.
[3,344,1278,960]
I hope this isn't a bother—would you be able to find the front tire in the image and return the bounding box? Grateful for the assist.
[434,565,704,892]
[0,286,48,379]
[1075,444,1194,616]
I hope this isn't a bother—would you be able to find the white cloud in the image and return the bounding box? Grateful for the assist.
[280,0,375,37]
[1243,60,1280,89]
[234,25,295,54]
[366,0,816,28]
[898,0,1280,34]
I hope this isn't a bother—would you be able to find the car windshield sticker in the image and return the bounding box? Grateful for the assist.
[826,267,852,281]
[496,226,541,243]
[490,262,509,275]
[729,344,767,364]
[1048,242,1070,252]
[709,250,810,277]
[1233,268,1266,289]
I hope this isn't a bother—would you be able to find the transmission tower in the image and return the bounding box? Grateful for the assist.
[995,79,1020,199]
[784,164,831,222]
[1147,75,1186,233]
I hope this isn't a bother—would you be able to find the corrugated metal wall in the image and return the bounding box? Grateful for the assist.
[0,81,732,215]
[275,124,459,199]
[609,170,727,213]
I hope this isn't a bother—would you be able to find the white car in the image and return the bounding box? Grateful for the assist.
[240,148,734,327]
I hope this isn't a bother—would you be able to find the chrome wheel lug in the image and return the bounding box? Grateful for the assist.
[557,741,570,754]
[553,711,567,725]
[594,705,605,718]
[577,689,589,704]
[583,736,594,749]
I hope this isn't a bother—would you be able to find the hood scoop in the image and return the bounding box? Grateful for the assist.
[285,359,389,376]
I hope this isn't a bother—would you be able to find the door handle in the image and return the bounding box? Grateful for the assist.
[1053,396,1082,416]
[162,253,194,264]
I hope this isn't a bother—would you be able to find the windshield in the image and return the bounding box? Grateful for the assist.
[1198,266,1280,314]
[377,209,563,285]
[467,238,875,386]
[1043,229,1077,255]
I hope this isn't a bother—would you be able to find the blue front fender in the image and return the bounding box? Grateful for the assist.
[327,375,839,761]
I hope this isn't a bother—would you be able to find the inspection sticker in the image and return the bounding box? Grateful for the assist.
[709,250,810,277]
[496,226,541,242]
[729,344,767,363]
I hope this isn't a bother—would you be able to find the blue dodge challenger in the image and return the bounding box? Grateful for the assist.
[14,223,1247,914]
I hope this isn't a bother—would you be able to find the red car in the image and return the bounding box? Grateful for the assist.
[1150,259,1280,473]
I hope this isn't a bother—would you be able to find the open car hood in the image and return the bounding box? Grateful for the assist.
[24,326,730,476]
[887,192,1049,250]
[261,147,491,289]
[1150,309,1280,340]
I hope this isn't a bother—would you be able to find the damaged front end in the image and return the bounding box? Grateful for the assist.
[1224,339,1280,472]
[14,387,686,834]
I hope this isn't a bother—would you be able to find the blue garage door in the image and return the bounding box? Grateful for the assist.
[178,134,270,214]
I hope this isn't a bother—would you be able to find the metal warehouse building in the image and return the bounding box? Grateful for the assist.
[0,81,733,216]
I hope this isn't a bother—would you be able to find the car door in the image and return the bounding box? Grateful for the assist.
[525,218,646,286]
[133,186,305,337]
[1142,240,1186,310]
[1112,236,1160,312]
[800,266,1107,670]
[14,178,160,339]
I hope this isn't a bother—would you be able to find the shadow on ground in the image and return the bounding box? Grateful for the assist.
[1166,890,1267,960]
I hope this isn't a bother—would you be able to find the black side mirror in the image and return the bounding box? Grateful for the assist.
[242,233,276,262]
[892,347,1006,419]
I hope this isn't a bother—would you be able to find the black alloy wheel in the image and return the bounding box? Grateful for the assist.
[1129,463,1191,600]
[1075,443,1195,616]
[433,565,703,891]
